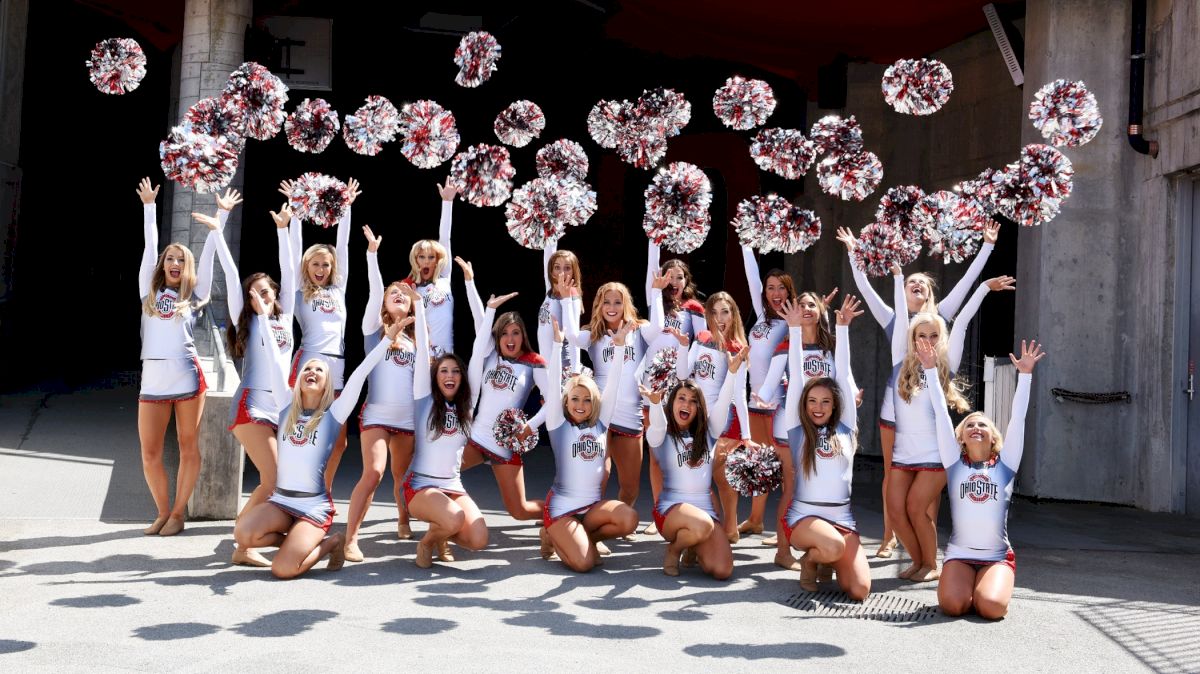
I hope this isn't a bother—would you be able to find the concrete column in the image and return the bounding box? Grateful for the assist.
[0,0,28,302]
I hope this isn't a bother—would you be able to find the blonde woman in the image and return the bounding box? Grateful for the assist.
[135,178,219,537]
[538,241,584,377]
[232,291,396,579]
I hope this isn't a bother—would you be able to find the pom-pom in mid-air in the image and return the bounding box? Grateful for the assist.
[853,222,909,278]
[817,150,883,202]
[723,444,783,497]
[1029,79,1103,148]
[222,62,289,141]
[493,409,538,455]
[343,95,401,157]
[398,100,460,169]
[749,128,818,180]
[505,177,596,250]
[159,126,240,193]
[587,99,634,149]
[449,144,516,208]
[712,76,777,130]
[914,190,988,263]
[642,162,712,254]
[873,185,926,265]
[87,37,147,95]
[536,139,590,183]
[493,100,546,148]
[810,115,863,156]
[615,120,668,170]
[287,172,350,229]
[881,58,955,116]
[635,87,691,137]
[184,96,246,148]
[996,144,1075,226]
[454,31,501,88]
[731,195,820,253]
[284,98,340,154]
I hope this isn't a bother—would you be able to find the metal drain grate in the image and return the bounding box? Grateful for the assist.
[782,590,940,623]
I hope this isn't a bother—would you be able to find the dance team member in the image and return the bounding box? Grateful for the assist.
[403,180,474,355]
[232,291,396,579]
[135,178,218,537]
[539,241,584,377]
[926,338,1043,620]
[538,315,639,571]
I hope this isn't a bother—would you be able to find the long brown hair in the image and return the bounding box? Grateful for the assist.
[227,273,282,359]
[429,353,473,438]
[661,258,698,313]
[704,292,747,353]
[798,377,846,479]
[761,269,797,321]
[797,291,835,355]
[492,311,532,358]
[547,249,583,298]
[665,380,710,466]
[380,281,417,342]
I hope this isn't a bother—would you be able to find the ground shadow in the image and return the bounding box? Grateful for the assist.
[683,642,846,660]
[381,617,458,636]
[132,622,223,641]
[233,609,339,638]
[503,609,660,639]
[50,593,140,608]
[0,640,36,655]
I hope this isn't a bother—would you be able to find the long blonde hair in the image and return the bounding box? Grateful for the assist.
[407,239,448,283]
[955,412,1003,459]
[562,374,603,427]
[281,358,336,440]
[704,292,747,353]
[897,313,969,413]
[547,249,583,298]
[299,244,339,303]
[141,243,205,317]
[905,272,938,315]
[587,282,646,337]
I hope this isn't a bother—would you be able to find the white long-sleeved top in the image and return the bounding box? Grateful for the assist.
[404,201,458,355]
[361,251,416,413]
[538,239,583,374]
[467,307,550,460]
[930,367,1030,562]
[408,295,470,483]
[674,331,751,441]
[741,245,790,412]
[139,204,217,359]
[291,206,351,357]
[644,240,706,357]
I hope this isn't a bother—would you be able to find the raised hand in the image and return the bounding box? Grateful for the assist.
[915,338,938,370]
[651,270,670,290]
[384,316,405,342]
[728,345,750,374]
[983,220,1001,245]
[612,320,634,347]
[487,292,518,309]
[985,275,1016,292]
[552,270,576,298]
[190,212,221,231]
[216,188,243,212]
[270,203,293,229]
[1009,339,1045,374]
[362,225,382,253]
[136,177,159,205]
[891,262,903,277]
[779,299,804,328]
[836,295,864,326]
[550,316,564,344]
[248,286,270,316]
[822,286,839,307]
[277,179,295,198]
[750,392,777,410]
[639,384,663,405]
[346,178,362,204]
[437,178,460,202]
[400,283,422,305]
[454,256,474,281]
[835,226,857,252]
[666,326,689,347]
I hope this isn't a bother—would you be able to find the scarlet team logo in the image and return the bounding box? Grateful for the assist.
[804,354,833,378]
[815,430,838,459]
[288,420,317,446]
[155,289,178,319]
[750,322,770,341]
[310,290,338,314]
[442,410,460,436]
[486,364,519,391]
[425,286,449,307]
[677,440,710,468]
[271,322,290,350]
[961,473,999,503]
[602,344,635,363]
[694,353,716,380]
[571,433,602,460]
[388,348,414,367]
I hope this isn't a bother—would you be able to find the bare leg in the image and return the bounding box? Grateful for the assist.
[742,413,774,532]
[772,441,799,568]
[323,423,350,493]
[831,533,871,601]
[460,444,486,471]
[712,438,740,542]
[492,464,543,520]
[877,425,898,557]
[972,563,1016,620]
[446,493,488,551]
[408,489,466,568]
[345,428,390,559]
[234,502,291,550]
[583,500,638,542]
[164,394,206,531]
[886,468,922,578]
[660,504,721,578]
[608,433,644,507]
[787,516,846,590]
[137,402,173,532]
[937,560,978,616]
[645,450,664,534]
[693,517,734,580]
[547,517,596,572]
[231,423,278,566]
[907,470,947,580]
[389,434,414,537]
[271,520,344,579]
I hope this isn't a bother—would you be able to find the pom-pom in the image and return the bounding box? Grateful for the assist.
[954,167,1005,216]
[773,208,822,254]
[642,162,712,254]
[493,408,537,455]
[817,151,883,202]
[643,348,680,393]
[504,177,595,249]
[1029,79,1103,148]
[914,190,987,263]
[563,364,595,386]
[449,144,516,207]
[536,139,589,183]
[493,100,546,148]
[749,128,817,179]
[635,87,691,137]
[396,100,459,169]
[996,144,1075,226]
[587,99,634,149]
[184,96,246,148]
[723,444,783,497]
[615,121,668,170]
[159,126,240,193]
[222,62,288,141]
[712,76,777,130]
[881,58,955,116]
[874,185,926,265]
[288,172,350,229]
[853,223,907,278]
[809,115,863,156]
[732,194,792,251]
[284,98,340,154]
[343,95,401,157]
[87,38,146,95]
[454,31,501,88]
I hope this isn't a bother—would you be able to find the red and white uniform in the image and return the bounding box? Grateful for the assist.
[741,245,789,421]
[538,239,583,376]
[288,206,351,390]
[403,201,463,356]
[466,307,550,464]
[675,331,751,442]
[644,241,706,359]
[359,250,416,434]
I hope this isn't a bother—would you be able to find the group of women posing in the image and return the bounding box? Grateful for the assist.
[135,174,1043,619]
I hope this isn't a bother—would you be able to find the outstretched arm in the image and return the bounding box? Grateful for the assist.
[741,244,765,319]
[783,327,805,432]
[437,179,457,279]
[645,239,660,307]
[455,257,485,331]
[836,226,893,328]
[543,318,566,430]
[468,306,497,407]
[362,244,384,336]
[409,285,432,399]
[939,229,997,320]
[136,178,160,299]
[543,238,557,293]
[270,205,296,316]
[254,304,292,412]
[193,229,219,303]
[206,209,242,321]
[1001,339,1043,472]
[330,336,390,423]
[835,325,856,432]
[890,269,908,366]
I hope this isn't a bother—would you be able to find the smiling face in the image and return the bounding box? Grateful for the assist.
[797,294,821,327]
[664,266,687,299]
[435,357,463,398]
[298,359,328,396]
[384,282,412,319]
[248,277,276,315]
[804,384,835,427]
[162,245,187,288]
[671,386,701,428]
[957,412,1000,460]
[708,299,734,338]
[764,274,791,315]
[306,251,334,287]
[905,274,934,312]
[497,321,524,359]
[600,289,625,328]
[565,384,594,424]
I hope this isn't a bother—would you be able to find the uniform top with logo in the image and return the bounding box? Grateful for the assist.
[361,251,416,412]
[401,200,459,356]
[644,240,707,358]
[646,360,739,517]
[782,325,857,506]
[887,277,991,465]
[139,204,218,360]
[467,306,550,461]
[542,329,626,516]
[675,331,751,440]
[929,367,1031,563]
[538,239,584,375]
[407,296,471,488]
[288,206,351,357]
[739,245,790,412]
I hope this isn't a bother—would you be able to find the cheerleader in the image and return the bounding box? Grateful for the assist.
[538,241,584,376]
[342,226,418,562]
[640,348,746,578]
[925,339,1043,619]
[231,292,395,579]
[777,296,871,599]
[402,283,489,568]
[538,315,639,572]
[192,195,292,565]
[277,177,362,490]
[563,273,668,509]
[135,178,218,537]
[836,223,999,558]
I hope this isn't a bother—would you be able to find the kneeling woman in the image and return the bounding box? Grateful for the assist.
[778,296,871,599]
[540,315,639,571]
[232,293,395,579]
[641,349,747,578]
[926,339,1044,620]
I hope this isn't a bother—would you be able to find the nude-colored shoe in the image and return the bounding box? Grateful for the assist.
[326,533,346,571]
[726,529,740,545]
[681,547,699,568]
[817,563,834,583]
[231,546,271,568]
[775,553,803,571]
[143,516,168,535]
[594,541,612,556]
[415,542,434,569]
[397,521,413,540]
[874,536,898,559]
[539,527,555,560]
[158,516,185,537]
[343,542,364,563]
[737,520,764,535]
[898,563,921,579]
[437,540,455,562]
[663,547,681,577]
[761,534,778,546]
[641,521,658,536]
[799,554,819,592]
[912,565,941,583]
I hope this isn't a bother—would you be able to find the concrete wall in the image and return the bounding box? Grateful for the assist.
[0,0,28,303]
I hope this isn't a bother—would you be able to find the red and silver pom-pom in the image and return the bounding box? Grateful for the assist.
[493,100,546,148]
[643,348,680,393]
[635,87,691,137]
[563,364,594,386]
[184,96,245,148]
[505,177,595,249]
[712,76,777,130]
[749,128,817,180]
[493,408,537,455]
[397,100,459,169]
[817,151,883,202]
[954,167,1006,216]
[853,222,907,278]
[732,194,792,251]
[288,172,350,229]
[222,62,288,141]
[454,31,501,88]
[809,115,863,156]
[772,207,822,254]
[159,126,240,193]
[723,443,783,497]
[87,38,146,95]
[561,179,597,227]
[874,185,926,265]
[449,144,516,208]
[343,95,401,157]
[997,144,1074,226]
[914,190,988,263]
[587,99,634,149]
[881,58,955,116]
[615,120,668,170]
[536,139,589,183]
[284,98,340,154]
[1029,79,1103,148]
[643,162,712,254]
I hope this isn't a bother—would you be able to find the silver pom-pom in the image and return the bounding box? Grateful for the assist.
[914,190,987,264]
[449,144,516,208]
[587,99,634,149]
[222,62,289,141]
[817,151,883,202]
[1029,79,1103,148]
[86,38,146,95]
[996,144,1074,226]
[536,139,590,183]
[454,31,501,88]
[723,444,783,497]
[493,100,546,148]
[493,408,537,455]
[643,348,680,393]
[712,76,777,130]
[750,128,818,179]
[642,162,712,254]
[809,115,863,156]
[284,98,340,154]
[881,58,955,116]
[398,99,460,169]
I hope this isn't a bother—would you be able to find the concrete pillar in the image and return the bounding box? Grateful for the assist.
[0,0,28,302]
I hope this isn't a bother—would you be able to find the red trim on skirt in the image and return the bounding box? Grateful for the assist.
[357,404,413,436]
[946,549,1017,573]
[607,423,643,438]
[140,356,208,404]
[228,388,278,431]
[891,463,946,472]
[720,406,741,440]
[541,489,596,529]
[468,438,523,466]
[402,474,464,509]
[269,493,335,533]
[780,504,856,545]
